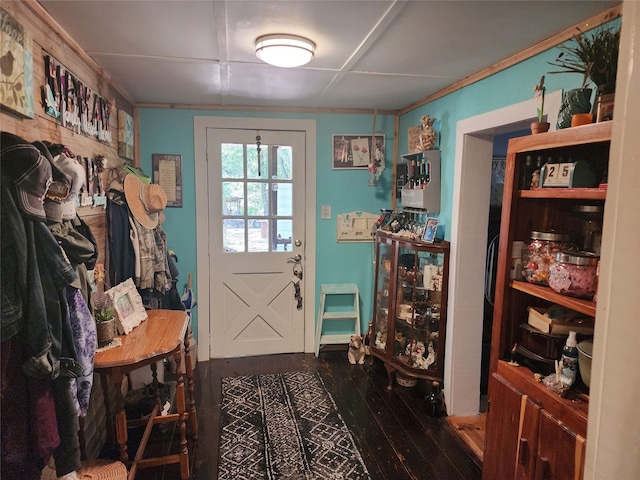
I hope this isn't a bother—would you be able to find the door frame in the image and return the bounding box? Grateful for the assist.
[194,116,317,360]
[445,90,562,415]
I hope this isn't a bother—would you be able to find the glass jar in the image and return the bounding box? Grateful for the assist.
[570,205,603,254]
[548,251,600,299]
[521,231,574,285]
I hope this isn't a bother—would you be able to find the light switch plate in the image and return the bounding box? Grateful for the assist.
[321,205,331,219]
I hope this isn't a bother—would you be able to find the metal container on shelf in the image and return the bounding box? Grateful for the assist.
[521,231,575,285]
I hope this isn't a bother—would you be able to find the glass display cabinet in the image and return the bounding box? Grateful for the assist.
[371,230,450,390]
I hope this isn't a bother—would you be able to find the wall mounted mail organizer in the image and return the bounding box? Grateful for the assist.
[336,211,379,242]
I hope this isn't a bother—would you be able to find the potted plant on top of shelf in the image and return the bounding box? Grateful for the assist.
[548,23,621,126]
[531,75,549,134]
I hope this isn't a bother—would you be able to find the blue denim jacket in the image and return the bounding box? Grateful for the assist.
[1,183,82,378]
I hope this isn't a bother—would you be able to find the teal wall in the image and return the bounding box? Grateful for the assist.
[138,110,395,340]
[138,21,617,346]
[398,19,619,240]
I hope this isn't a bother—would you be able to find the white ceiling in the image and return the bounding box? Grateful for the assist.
[39,0,620,111]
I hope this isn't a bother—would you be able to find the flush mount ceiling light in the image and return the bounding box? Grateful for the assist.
[255,34,315,68]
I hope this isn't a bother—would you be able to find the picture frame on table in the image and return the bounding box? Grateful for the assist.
[332,134,385,169]
[423,217,439,243]
[105,278,147,335]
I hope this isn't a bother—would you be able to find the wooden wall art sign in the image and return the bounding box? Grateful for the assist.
[0,8,34,118]
[42,53,112,143]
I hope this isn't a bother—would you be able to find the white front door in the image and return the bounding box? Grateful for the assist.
[205,127,306,357]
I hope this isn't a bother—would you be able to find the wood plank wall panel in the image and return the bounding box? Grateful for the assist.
[1,2,134,157]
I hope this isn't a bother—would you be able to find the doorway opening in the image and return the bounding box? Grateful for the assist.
[445,90,562,417]
[444,90,562,461]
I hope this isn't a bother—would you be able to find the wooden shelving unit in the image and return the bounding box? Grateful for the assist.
[482,122,611,480]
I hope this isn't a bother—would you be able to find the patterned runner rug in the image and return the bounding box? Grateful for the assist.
[218,371,370,479]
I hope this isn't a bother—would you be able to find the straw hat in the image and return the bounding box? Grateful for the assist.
[123,173,167,229]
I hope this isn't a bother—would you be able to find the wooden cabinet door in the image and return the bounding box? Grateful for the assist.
[515,395,541,480]
[535,410,583,480]
[483,374,524,480]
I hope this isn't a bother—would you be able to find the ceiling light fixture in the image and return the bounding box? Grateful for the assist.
[255,34,315,68]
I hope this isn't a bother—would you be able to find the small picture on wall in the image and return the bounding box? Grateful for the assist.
[423,217,439,243]
[332,134,385,169]
[118,110,134,160]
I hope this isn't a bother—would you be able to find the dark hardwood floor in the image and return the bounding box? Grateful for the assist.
[124,350,482,479]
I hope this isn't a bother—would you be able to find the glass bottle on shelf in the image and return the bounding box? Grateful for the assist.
[519,155,533,190]
[409,159,416,189]
[419,158,428,189]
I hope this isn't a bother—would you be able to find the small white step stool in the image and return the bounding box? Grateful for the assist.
[315,283,361,357]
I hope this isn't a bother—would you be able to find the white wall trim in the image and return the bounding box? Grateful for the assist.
[193,116,317,360]
[445,90,562,415]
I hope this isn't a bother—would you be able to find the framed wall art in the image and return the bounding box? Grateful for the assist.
[332,134,385,170]
[152,153,182,207]
[105,278,147,335]
[0,8,34,118]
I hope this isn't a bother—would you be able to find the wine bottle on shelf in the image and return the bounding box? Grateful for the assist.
[419,158,428,189]
[519,155,533,190]
[409,159,416,189]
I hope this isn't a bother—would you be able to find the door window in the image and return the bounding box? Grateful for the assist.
[221,142,294,253]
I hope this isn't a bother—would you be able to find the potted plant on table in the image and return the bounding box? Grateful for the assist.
[93,291,116,347]
[531,75,549,134]
[548,23,620,126]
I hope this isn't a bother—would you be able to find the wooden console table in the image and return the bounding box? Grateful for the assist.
[94,309,198,479]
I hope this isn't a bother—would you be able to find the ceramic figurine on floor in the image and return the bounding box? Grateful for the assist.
[348,335,366,364]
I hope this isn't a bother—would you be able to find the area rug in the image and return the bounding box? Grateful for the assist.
[218,371,370,479]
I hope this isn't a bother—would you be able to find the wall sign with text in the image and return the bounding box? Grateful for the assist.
[42,54,112,143]
[152,154,183,207]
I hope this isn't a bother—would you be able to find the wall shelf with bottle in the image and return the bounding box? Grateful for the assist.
[482,122,611,480]
[370,230,449,390]
[400,150,440,212]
